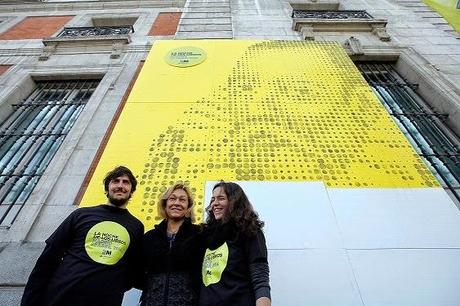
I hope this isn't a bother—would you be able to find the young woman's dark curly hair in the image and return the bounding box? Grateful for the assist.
[206,181,264,237]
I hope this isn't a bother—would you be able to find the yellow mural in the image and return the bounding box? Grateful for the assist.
[80,40,438,227]
[423,0,460,32]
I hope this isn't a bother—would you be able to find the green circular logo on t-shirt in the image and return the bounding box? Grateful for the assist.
[85,221,130,265]
[202,242,229,286]
[165,46,207,67]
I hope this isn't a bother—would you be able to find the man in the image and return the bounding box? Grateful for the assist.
[21,166,144,306]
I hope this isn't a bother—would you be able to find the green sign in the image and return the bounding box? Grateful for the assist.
[165,46,207,67]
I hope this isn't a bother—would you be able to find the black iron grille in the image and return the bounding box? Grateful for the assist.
[0,79,100,227]
[292,10,373,20]
[358,63,460,204]
[57,25,134,38]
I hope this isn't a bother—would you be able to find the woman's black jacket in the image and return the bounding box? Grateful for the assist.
[139,218,204,306]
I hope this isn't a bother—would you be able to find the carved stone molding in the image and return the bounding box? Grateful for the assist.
[344,36,364,56]
[43,35,131,46]
[299,24,315,40]
[110,42,124,59]
[42,26,133,52]
[38,44,56,61]
[288,0,339,11]
[371,24,391,41]
[293,15,391,42]
[41,34,131,60]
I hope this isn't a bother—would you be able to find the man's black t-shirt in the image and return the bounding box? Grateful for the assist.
[21,205,144,306]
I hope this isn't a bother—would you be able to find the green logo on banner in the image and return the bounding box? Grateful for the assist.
[165,46,207,67]
[202,242,229,286]
[85,221,130,265]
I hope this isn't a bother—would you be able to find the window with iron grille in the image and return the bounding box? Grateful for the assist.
[357,63,460,205]
[0,79,100,227]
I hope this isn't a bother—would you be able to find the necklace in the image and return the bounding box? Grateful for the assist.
[167,229,178,235]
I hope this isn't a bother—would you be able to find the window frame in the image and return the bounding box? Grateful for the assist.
[0,79,101,227]
[0,65,123,240]
[354,50,460,206]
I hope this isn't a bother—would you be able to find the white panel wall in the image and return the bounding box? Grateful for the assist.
[124,182,460,306]
[203,181,460,306]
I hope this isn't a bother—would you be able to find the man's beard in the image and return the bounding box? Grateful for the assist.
[107,194,131,207]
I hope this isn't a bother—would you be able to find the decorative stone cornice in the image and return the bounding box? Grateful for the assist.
[371,24,391,41]
[40,29,132,61]
[42,35,131,46]
[300,24,314,40]
[344,36,364,56]
[288,0,339,11]
[292,11,391,42]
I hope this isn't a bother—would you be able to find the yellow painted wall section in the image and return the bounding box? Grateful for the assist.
[423,0,460,32]
[81,40,438,227]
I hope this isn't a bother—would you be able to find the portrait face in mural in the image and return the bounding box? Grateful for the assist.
[82,40,439,225]
[166,188,190,221]
[106,174,133,207]
[211,186,230,220]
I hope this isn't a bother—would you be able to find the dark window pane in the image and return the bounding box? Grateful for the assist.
[0,79,100,227]
[357,63,460,204]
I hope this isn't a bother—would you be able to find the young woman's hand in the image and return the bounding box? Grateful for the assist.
[256,297,271,306]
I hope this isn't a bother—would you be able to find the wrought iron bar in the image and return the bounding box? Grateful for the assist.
[12,102,86,107]
[386,86,447,149]
[0,80,99,226]
[379,63,459,155]
[421,153,460,157]
[0,139,68,225]
[57,25,134,38]
[0,133,67,137]
[0,107,54,178]
[0,174,41,177]
[0,81,73,177]
[292,10,373,20]
[0,99,77,221]
[390,112,448,118]
[358,63,460,204]
[382,71,458,157]
[365,63,457,156]
[0,81,63,143]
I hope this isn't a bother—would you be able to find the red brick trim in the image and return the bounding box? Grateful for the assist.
[0,65,12,75]
[149,12,182,36]
[0,16,74,40]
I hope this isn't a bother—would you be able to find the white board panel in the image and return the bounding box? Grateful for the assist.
[270,249,363,306]
[328,188,460,249]
[348,249,460,306]
[204,181,342,249]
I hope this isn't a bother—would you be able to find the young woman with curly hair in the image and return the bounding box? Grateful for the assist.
[200,181,271,306]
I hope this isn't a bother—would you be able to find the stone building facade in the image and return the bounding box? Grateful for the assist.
[0,0,459,305]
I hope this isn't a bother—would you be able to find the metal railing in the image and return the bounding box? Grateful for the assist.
[292,10,373,20]
[0,79,100,227]
[56,25,134,38]
[358,63,460,204]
